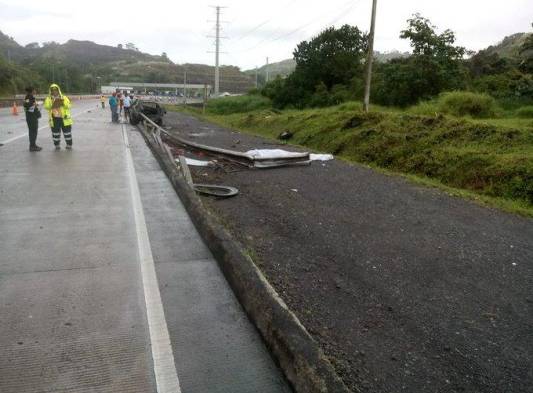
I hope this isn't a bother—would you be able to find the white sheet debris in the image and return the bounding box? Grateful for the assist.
[245,149,306,159]
[309,153,334,161]
[244,149,334,162]
[176,157,213,167]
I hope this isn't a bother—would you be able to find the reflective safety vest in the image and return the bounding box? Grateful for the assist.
[43,83,73,127]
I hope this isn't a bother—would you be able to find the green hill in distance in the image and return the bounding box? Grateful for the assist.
[0,32,254,95]
[245,32,532,84]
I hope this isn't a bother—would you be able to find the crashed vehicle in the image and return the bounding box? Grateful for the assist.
[129,99,167,126]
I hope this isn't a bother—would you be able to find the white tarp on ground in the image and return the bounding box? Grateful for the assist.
[309,153,334,161]
[245,149,334,162]
[182,157,213,167]
[245,149,307,159]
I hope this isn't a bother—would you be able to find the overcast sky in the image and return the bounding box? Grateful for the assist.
[1,0,531,70]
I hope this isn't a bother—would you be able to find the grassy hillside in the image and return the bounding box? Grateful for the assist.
[172,98,533,216]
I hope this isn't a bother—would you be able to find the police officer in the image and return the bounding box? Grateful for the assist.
[23,86,42,152]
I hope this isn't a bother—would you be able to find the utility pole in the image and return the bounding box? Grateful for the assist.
[214,6,221,96]
[265,57,270,83]
[203,84,208,114]
[183,68,187,105]
[363,0,378,113]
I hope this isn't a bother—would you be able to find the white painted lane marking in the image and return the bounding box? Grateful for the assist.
[121,124,182,393]
[0,106,97,145]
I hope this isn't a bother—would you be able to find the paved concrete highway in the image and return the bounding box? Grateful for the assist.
[0,103,290,392]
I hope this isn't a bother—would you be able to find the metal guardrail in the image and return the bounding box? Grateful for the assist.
[139,113,239,198]
[138,113,310,168]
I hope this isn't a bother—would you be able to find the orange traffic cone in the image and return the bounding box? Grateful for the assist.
[11,101,18,116]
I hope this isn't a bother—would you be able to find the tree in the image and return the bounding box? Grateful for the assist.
[125,42,139,51]
[400,14,465,60]
[293,25,368,91]
[25,42,40,49]
[374,15,467,106]
[161,52,170,61]
[117,44,123,49]
[42,41,59,48]
[263,25,367,108]
[468,50,512,78]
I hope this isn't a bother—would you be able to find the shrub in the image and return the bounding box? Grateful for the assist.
[309,82,333,107]
[437,91,499,118]
[409,100,440,116]
[515,106,533,118]
[207,95,271,115]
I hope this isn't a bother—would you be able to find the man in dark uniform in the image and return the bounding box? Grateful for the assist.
[23,86,42,152]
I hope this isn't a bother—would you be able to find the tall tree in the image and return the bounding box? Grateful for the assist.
[374,14,467,106]
[264,25,368,108]
[293,25,368,90]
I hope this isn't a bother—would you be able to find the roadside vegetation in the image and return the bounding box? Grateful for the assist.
[167,15,532,216]
[171,99,532,216]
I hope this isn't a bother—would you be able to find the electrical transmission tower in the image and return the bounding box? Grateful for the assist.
[208,6,227,97]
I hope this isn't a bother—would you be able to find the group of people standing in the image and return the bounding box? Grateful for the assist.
[105,92,132,123]
[23,83,73,152]
[23,85,134,152]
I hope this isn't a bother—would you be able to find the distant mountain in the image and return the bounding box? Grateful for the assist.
[483,32,531,59]
[244,59,296,80]
[245,51,410,83]
[0,31,24,61]
[0,31,254,95]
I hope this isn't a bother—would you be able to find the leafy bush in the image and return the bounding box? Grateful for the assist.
[206,95,271,115]
[516,105,533,118]
[436,91,499,118]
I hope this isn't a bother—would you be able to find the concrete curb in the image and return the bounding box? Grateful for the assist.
[136,125,351,393]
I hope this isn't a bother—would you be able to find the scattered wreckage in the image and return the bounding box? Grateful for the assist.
[134,108,333,197]
[129,100,167,126]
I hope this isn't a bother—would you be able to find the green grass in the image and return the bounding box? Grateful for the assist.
[167,100,533,217]
[515,106,533,118]
[409,91,501,118]
[202,94,272,115]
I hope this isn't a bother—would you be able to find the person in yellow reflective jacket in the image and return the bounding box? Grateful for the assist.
[43,83,73,150]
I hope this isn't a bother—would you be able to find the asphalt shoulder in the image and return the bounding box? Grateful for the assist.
[164,110,533,393]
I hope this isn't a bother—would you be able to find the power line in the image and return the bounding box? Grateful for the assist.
[233,0,357,53]
[271,0,357,42]
[230,0,298,42]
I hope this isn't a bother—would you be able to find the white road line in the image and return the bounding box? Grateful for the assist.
[0,106,96,145]
[121,124,182,393]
